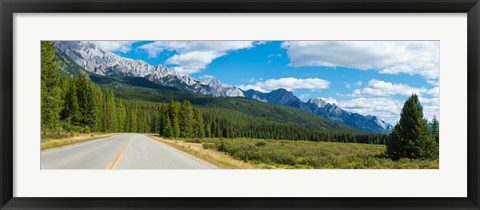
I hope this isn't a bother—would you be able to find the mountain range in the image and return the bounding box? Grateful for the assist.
[243,89,393,133]
[54,41,393,133]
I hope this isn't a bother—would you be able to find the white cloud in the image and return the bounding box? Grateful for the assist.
[352,79,427,97]
[338,95,439,124]
[298,93,311,101]
[338,97,403,124]
[138,41,258,74]
[355,81,363,86]
[199,74,215,80]
[427,79,440,86]
[423,105,440,122]
[238,77,330,92]
[427,86,439,97]
[167,51,224,74]
[281,41,439,79]
[345,83,351,89]
[321,97,338,105]
[92,41,137,53]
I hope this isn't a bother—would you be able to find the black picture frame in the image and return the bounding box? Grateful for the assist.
[1,0,479,209]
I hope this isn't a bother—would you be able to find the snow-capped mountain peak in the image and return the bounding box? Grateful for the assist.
[55,41,243,97]
[243,89,393,133]
[56,41,391,133]
[307,98,329,108]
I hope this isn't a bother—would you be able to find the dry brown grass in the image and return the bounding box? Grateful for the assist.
[41,133,117,150]
[148,135,256,169]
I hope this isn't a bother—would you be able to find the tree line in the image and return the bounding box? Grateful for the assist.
[42,41,164,137]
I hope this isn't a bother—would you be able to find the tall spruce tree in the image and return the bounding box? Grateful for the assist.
[193,108,205,138]
[92,85,104,132]
[62,79,81,125]
[431,116,439,146]
[117,101,127,132]
[41,41,64,137]
[158,103,168,136]
[104,90,117,132]
[163,114,174,138]
[168,101,181,137]
[387,94,438,160]
[179,100,194,138]
[70,74,97,130]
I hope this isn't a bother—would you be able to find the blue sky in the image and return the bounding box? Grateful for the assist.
[93,41,440,125]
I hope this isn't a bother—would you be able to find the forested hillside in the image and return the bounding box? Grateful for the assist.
[43,41,388,144]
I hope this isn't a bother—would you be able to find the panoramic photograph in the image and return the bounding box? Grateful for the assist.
[40,40,440,169]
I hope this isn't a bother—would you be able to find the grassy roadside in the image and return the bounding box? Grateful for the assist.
[150,136,439,169]
[148,135,256,169]
[41,133,117,150]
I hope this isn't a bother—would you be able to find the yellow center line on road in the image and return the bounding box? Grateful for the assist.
[105,135,133,170]
[104,161,113,169]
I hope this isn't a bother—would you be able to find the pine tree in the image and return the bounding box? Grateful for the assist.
[129,108,138,133]
[193,108,205,138]
[168,101,181,137]
[93,85,104,132]
[70,75,97,130]
[104,90,117,132]
[179,100,194,138]
[204,123,211,138]
[431,116,439,142]
[62,79,81,125]
[387,94,438,160]
[41,41,64,137]
[117,101,126,132]
[158,103,168,136]
[431,116,439,147]
[163,114,174,138]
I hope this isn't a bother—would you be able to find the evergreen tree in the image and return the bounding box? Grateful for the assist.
[193,108,205,138]
[117,100,127,132]
[163,114,174,138]
[76,74,96,129]
[179,100,194,138]
[62,79,81,125]
[158,103,168,136]
[129,108,138,133]
[431,116,440,146]
[168,101,181,137]
[41,41,64,137]
[432,116,440,157]
[93,85,104,132]
[387,94,438,160]
[104,90,117,132]
[204,122,211,138]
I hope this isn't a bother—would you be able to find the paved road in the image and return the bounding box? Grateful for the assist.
[41,134,217,169]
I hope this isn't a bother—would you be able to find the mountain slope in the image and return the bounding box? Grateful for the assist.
[244,89,393,133]
[55,48,357,132]
[55,41,392,133]
[55,41,244,97]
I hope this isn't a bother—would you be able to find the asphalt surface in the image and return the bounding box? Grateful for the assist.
[41,134,217,169]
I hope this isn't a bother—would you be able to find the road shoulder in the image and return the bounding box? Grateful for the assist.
[147,135,255,169]
[41,133,118,151]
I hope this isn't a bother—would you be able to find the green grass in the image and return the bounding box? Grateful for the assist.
[190,138,439,169]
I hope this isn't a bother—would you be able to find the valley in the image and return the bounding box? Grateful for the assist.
[40,41,440,169]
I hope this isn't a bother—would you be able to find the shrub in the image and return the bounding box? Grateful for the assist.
[216,139,227,152]
[255,139,267,147]
[185,138,202,143]
[202,142,216,150]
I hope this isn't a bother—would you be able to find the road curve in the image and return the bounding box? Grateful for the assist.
[41,134,217,169]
